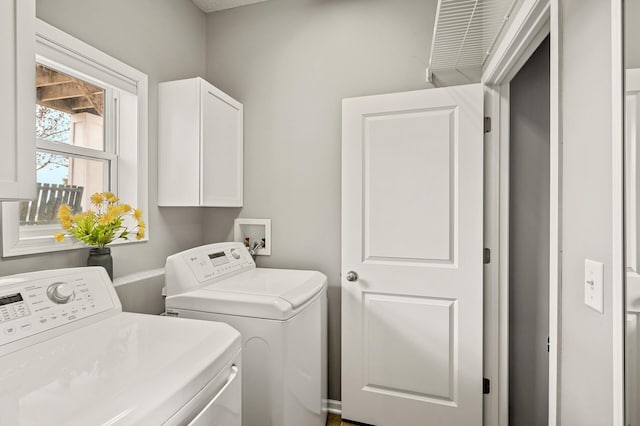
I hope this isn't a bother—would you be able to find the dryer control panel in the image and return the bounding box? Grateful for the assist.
[184,244,254,283]
[165,242,256,296]
[0,267,119,349]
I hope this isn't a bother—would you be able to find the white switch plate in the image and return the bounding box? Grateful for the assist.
[584,259,604,314]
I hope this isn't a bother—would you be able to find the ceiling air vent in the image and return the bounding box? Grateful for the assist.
[427,0,518,84]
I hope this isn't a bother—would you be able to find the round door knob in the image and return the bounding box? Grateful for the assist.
[345,271,359,282]
[47,282,75,304]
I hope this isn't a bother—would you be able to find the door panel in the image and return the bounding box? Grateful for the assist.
[342,84,483,426]
[364,294,457,402]
[364,107,455,263]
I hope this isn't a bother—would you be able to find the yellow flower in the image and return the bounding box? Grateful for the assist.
[54,193,143,247]
[102,192,118,203]
[107,205,122,216]
[99,213,114,225]
[90,193,104,204]
[57,204,71,220]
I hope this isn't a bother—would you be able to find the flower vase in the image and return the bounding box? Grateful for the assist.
[87,247,113,280]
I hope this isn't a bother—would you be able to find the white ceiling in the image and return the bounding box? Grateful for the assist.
[191,0,270,13]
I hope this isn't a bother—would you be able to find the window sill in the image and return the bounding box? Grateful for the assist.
[2,238,149,258]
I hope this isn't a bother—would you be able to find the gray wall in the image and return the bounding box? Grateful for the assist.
[509,36,550,426]
[203,0,438,400]
[0,1,207,279]
[560,0,620,424]
[626,0,640,69]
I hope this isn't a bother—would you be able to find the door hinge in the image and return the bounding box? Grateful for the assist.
[483,248,491,264]
[484,116,492,133]
[547,335,550,353]
[483,378,491,394]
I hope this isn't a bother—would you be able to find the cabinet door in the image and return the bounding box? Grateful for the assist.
[201,82,243,207]
[158,78,201,206]
[0,0,35,200]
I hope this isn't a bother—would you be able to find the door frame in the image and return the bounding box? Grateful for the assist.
[483,1,626,425]
[480,0,554,425]
[612,3,625,426]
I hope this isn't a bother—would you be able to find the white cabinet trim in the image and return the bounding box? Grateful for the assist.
[0,0,36,201]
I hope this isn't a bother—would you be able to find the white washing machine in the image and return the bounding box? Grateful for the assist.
[165,242,328,426]
[0,267,242,425]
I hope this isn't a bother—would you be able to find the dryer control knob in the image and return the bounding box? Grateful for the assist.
[230,249,241,259]
[47,282,75,304]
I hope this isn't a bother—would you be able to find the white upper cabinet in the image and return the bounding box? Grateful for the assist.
[158,77,243,207]
[0,0,36,200]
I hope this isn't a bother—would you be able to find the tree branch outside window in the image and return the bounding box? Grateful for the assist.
[35,104,70,173]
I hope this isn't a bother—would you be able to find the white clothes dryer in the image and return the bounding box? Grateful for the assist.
[0,267,242,426]
[165,242,327,426]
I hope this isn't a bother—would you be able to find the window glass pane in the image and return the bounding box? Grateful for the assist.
[36,104,70,143]
[19,153,108,226]
[36,64,105,151]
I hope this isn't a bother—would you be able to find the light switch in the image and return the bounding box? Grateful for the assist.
[584,259,604,314]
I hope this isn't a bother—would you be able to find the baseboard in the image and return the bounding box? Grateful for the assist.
[327,399,342,415]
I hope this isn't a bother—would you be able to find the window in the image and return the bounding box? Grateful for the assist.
[23,64,112,227]
[2,19,148,256]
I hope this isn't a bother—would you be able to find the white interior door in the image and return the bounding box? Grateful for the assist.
[341,84,484,426]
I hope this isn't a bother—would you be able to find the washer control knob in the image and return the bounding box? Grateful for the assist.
[47,282,75,304]
[230,249,241,259]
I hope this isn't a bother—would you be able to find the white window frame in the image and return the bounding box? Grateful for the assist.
[1,19,148,257]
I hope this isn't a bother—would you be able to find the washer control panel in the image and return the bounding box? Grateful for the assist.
[0,293,29,323]
[183,244,255,283]
[0,268,117,347]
